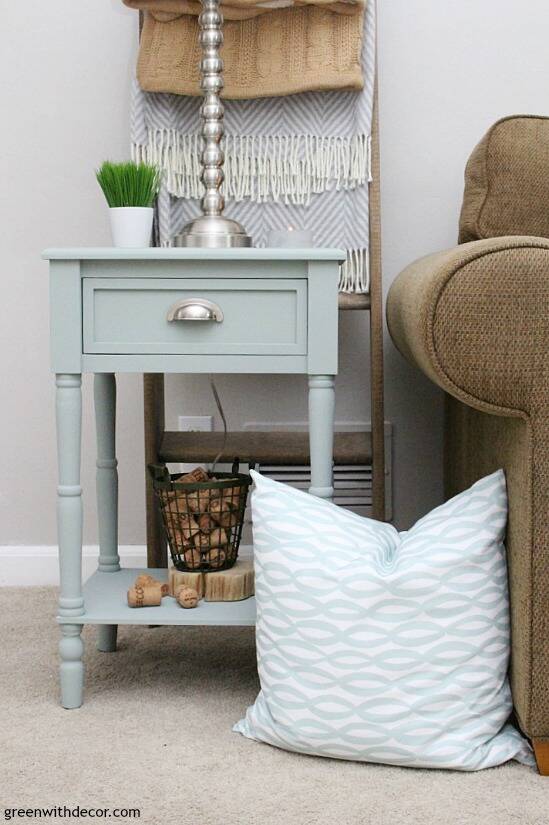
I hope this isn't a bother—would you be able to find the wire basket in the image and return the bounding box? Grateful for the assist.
[148,462,252,572]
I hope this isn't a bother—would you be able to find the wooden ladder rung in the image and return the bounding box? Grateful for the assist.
[159,431,373,466]
[338,293,371,310]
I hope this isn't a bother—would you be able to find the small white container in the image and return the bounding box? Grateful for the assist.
[109,207,154,248]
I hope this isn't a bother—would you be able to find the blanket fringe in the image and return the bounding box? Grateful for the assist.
[338,248,370,293]
[133,131,371,206]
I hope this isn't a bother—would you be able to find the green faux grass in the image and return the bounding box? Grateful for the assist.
[96,161,161,208]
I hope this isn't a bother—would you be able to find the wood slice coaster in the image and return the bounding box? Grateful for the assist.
[168,568,204,600]
[204,559,254,602]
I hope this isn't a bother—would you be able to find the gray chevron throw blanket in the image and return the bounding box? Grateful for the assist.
[131,0,375,292]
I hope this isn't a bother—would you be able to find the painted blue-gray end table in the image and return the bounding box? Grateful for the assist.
[44,247,343,708]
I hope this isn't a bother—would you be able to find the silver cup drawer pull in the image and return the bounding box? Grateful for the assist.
[166,298,224,323]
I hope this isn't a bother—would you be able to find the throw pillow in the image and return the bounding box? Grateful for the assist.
[234,470,534,770]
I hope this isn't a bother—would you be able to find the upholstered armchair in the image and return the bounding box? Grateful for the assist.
[386,115,549,774]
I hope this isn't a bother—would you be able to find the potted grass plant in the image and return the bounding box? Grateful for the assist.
[96,161,161,248]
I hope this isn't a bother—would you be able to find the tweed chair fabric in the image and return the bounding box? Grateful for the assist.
[459,115,549,243]
[387,235,549,739]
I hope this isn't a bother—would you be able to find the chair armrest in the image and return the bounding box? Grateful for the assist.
[388,236,549,741]
[386,236,549,419]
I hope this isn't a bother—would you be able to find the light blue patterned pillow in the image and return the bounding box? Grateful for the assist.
[234,470,534,770]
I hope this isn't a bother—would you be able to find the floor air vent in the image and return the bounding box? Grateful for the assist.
[256,464,374,517]
[242,421,392,522]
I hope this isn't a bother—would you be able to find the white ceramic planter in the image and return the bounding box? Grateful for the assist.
[109,207,154,248]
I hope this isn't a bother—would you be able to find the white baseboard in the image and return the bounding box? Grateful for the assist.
[0,546,147,587]
[0,544,254,587]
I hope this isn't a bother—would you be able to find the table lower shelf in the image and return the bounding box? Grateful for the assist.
[57,567,257,627]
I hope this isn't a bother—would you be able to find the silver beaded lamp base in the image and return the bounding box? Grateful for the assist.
[174,215,252,248]
[175,0,253,249]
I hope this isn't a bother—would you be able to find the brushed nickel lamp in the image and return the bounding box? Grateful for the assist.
[174,0,252,248]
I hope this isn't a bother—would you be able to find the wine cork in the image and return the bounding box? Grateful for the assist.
[133,575,169,597]
[187,488,220,513]
[177,513,201,540]
[134,574,157,587]
[162,489,185,510]
[197,513,216,533]
[127,583,162,608]
[177,467,209,484]
[194,527,228,550]
[209,497,239,528]
[167,527,193,554]
[207,547,227,570]
[176,587,199,609]
[174,467,218,514]
[174,583,200,600]
[182,547,203,570]
[211,527,229,547]
[222,482,241,504]
[162,501,201,540]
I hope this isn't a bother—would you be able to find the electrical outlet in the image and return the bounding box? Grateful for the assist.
[178,415,213,433]
[177,416,213,474]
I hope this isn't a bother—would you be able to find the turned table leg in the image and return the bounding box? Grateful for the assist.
[56,374,85,709]
[94,373,120,653]
[308,375,335,500]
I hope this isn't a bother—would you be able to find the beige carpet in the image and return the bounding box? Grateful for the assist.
[2,587,548,825]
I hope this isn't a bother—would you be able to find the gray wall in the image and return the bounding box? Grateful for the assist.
[2,0,548,545]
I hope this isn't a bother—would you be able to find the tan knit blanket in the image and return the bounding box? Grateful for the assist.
[125,0,365,98]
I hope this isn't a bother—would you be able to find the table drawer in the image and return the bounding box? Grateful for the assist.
[83,278,308,355]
